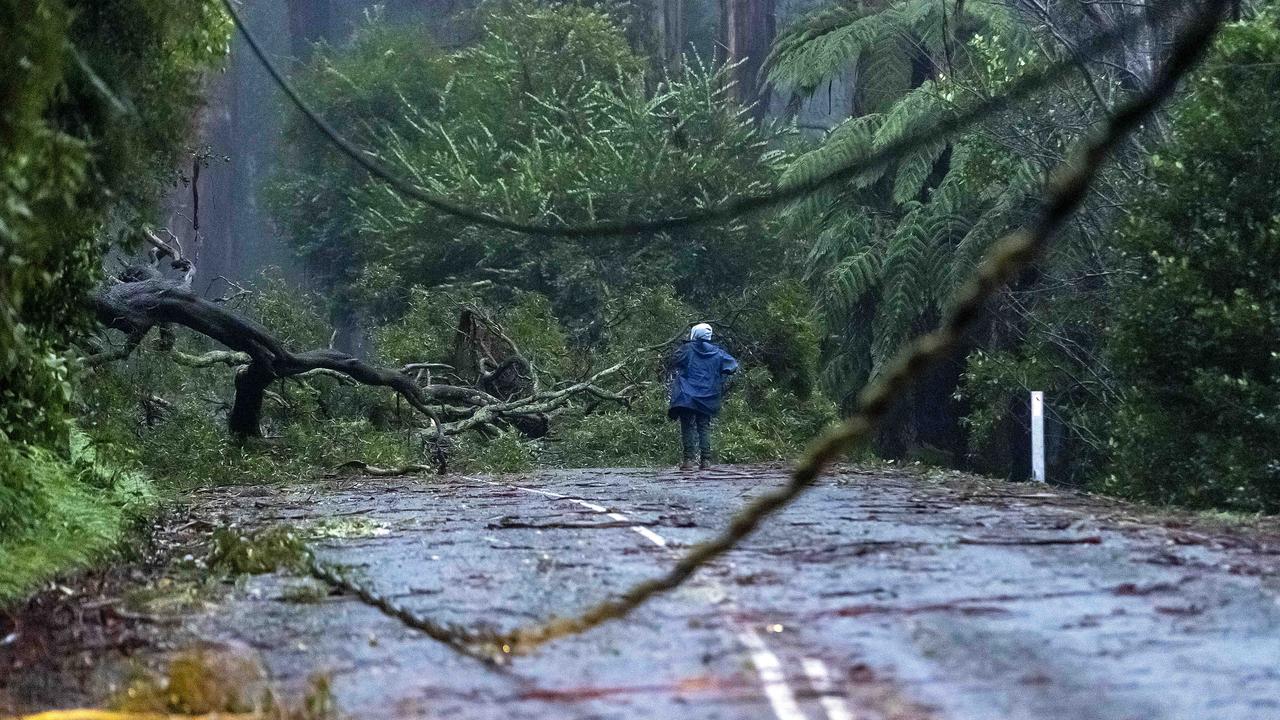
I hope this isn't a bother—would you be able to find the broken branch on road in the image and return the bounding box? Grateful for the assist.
[487,516,656,530]
[956,535,1103,546]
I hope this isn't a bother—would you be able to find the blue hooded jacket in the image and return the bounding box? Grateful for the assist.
[668,340,739,418]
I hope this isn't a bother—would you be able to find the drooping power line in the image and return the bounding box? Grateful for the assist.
[221,0,1186,239]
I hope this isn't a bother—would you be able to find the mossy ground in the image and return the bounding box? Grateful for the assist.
[112,644,333,718]
[208,526,310,576]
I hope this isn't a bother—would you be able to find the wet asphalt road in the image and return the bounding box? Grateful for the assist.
[190,465,1280,720]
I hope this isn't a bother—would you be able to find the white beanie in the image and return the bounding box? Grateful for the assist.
[690,323,713,341]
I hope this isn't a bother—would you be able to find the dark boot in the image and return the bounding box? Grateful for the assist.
[699,458,711,471]
[679,460,694,472]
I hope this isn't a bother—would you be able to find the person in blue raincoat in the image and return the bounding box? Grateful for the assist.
[668,322,739,471]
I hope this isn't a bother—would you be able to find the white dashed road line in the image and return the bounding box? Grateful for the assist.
[629,525,668,548]
[475,478,671,550]
[737,626,812,720]
[463,474,840,720]
[802,658,856,720]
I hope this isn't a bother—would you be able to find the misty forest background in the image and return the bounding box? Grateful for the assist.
[3,0,1279,601]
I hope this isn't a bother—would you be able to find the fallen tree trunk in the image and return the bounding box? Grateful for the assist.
[87,255,628,443]
[90,270,447,437]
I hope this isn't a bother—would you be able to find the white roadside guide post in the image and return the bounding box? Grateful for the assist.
[1030,391,1046,483]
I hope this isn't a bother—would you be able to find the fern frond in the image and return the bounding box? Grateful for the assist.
[891,139,947,204]
[870,202,935,370]
[823,245,883,315]
[857,35,913,112]
[820,342,873,405]
[872,80,945,147]
[803,211,877,273]
[781,113,889,191]
[943,177,1030,298]
[765,4,889,96]
[886,0,945,54]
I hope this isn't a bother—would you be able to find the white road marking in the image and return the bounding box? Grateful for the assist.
[630,526,668,547]
[463,474,824,720]
[801,658,855,720]
[471,477,570,500]
[738,627,811,720]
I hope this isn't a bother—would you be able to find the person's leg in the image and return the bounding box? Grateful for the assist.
[697,413,712,468]
[678,412,697,469]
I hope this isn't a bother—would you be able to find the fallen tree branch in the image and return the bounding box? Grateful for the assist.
[957,535,1102,546]
[82,329,147,368]
[89,272,446,439]
[401,362,455,374]
[87,265,633,452]
[169,349,251,368]
[330,460,436,477]
[439,363,625,435]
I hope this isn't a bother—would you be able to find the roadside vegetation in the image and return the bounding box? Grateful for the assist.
[1,0,230,602]
[3,0,1280,604]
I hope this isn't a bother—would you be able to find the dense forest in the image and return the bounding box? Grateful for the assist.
[2,0,1277,605]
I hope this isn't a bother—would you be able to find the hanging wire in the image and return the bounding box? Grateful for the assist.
[221,0,1193,238]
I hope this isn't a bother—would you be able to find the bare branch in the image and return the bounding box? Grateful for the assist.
[170,349,252,368]
[82,328,148,367]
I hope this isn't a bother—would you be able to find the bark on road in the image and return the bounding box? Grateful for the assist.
[5,465,1280,719]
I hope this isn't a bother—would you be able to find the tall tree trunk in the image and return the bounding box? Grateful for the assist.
[1079,0,1156,91]
[230,365,274,437]
[719,0,776,115]
[287,0,336,58]
[659,0,687,71]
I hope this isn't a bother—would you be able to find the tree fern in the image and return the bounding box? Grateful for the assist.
[774,0,1124,405]
[763,4,889,97]
[781,113,886,190]
[820,340,874,407]
[824,245,883,313]
[765,0,1016,111]
[891,138,947,203]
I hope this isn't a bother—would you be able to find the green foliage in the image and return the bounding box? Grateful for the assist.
[764,0,1025,108]
[737,280,824,399]
[244,271,333,350]
[208,525,309,575]
[452,431,541,474]
[597,286,695,358]
[247,3,832,477]
[959,340,1109,483]
[2,0,94,449]
[551,385,672,467]
[716,367,838,462]
[498,291,572,377]
[372,286,477,367]
[0,431,154,603]
[778,1,1063,413]
[0,0,228,600]
[269,3,782,331]
[1101,15,1280,511]
[777,0,1151,477]
[1,0,229,448]
[262,17,453,297]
